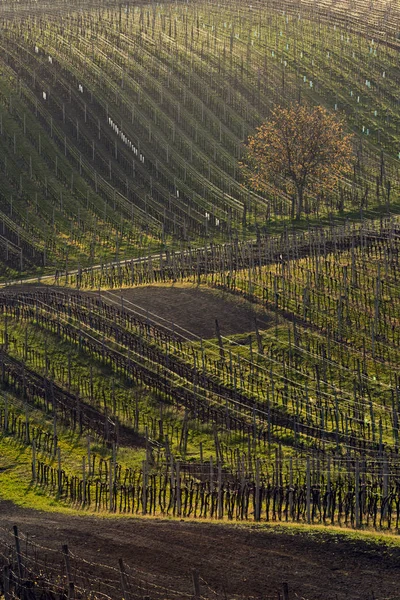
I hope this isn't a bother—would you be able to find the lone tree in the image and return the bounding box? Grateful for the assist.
[241,104,354,219]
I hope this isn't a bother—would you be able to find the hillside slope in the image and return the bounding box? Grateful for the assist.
[2,0,400,277]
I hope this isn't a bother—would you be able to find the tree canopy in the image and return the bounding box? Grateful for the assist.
[241,104,354,219]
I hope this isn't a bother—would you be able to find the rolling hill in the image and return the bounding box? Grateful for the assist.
[2,2,400,599]
[1,0,400,277]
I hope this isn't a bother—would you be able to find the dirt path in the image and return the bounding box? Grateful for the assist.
[0,501,398,600]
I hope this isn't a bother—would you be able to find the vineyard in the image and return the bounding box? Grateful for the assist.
[2,0,400,598]
[2,0,400,276]
[2,220,400,527]
[2,218,400,598]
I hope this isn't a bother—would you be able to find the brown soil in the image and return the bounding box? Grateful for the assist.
[2,284,272,339]
[108,285,271,339]
[0,501,398,600]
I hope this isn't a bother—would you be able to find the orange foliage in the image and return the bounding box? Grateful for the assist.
[241,104,354,219]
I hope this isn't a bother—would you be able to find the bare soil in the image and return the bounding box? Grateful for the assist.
[2,284,272,339]
[113,285,271,339]
[0,501,398,600]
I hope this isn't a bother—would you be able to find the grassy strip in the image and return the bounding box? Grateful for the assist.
[1,434,400,551]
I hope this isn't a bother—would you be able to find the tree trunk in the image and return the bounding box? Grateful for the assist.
[290,194,295,219]
[295,187,304,220]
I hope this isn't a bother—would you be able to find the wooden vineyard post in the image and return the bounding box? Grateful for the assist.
[25,403,29,444]
[289,457,293,521]
[217,461,223,519]
[67,354,71,391]
[112,378,116,417]
[4,393,8,432]
[383,457,389,521]
[374,266,381,335]
[164,435,171,461]
[109,457,114,513]
[255,458,260,522]
[192,569,201,600]
[254,318,263,355]
[392,391,399,449]
[169,454,175,509]
[176,460,181,517]
[215,319,225,362]
[306,457,311,524]
[113,443,117,476]
[370,400,376,442]
[275,448,279,487]
[32,440,37,483]
[3,565,10,600]
[240,456,246,489]
[209,456,214,493]
[119,558,130,600]
[87,436,91,477]
[213,426,221,462]
[82,456,86,505]
[335,392,339,451]
[282,582,290,600]
[62,544,75,600]
[142,459,148,516]
[327,457,331,522]
[53,414,57,457]
[355,459,360,529]
[13,526,23,584]
[252,407,257,451]
[57,447,62,495]
[134,396,139,433]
